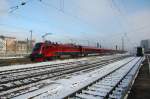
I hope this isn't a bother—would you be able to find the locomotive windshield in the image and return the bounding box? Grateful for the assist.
[33,43,42,51]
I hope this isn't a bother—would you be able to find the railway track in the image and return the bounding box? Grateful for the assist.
[65,57,144,99]
[0,55,128,98]
[0,55,119,75]
[0,58,32,66]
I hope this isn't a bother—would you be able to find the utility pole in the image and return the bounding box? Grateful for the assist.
[5,39,7,55]
[122,37,124,51]
[60,0,64,12]
[116,45,118,50]
[97,42,99,48]
[100,44,101,48]
[26,38,29,53]
[87,40,90,46]
[30,30,32,52]
[15,40,17,54]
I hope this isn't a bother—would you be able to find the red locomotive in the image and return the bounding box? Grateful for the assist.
[30,41,122,62]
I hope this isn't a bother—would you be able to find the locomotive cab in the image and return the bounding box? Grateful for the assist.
[30,43,44,61]
[136,47,144,57]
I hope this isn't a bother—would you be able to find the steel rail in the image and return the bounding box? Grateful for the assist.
[0,56,127,85]
[0,56,128,98]
[65,57,143,99]
[0,56,122,75]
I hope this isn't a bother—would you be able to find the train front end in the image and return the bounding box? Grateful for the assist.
[30,43,44,62]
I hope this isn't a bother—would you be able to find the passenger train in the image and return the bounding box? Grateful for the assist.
[30,41,124,62]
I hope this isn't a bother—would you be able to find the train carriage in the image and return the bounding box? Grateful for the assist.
[30,41,122,62]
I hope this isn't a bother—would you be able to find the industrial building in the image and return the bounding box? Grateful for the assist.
[0,35,16,53]
[0,35,35,55]
[140,39,150,52]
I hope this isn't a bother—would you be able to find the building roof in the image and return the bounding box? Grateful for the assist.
[0,35,16,39]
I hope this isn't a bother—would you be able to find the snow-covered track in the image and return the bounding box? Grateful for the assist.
[66,57,144,99]
[0,56,128,98]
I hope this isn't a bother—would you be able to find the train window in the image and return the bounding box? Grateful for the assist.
[42,47,45,50]
[46,46,49,49]
[33,43,42,51]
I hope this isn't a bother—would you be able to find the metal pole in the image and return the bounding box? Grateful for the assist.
[122,37,124,51]
[87,40,90,46]
[116,45,118,50]
[26,38,28,53]
[30,30,32,52]
[5,39,7,55]
[15,40,17,54]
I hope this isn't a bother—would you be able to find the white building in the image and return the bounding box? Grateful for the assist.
[0,36,6,52]
[0,35,35,54]
[0,35,16,54]
[141,39,150,52]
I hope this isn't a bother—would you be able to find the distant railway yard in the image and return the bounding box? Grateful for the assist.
[0,54,149,99]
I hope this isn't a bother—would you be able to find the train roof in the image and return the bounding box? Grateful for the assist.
[35,41,116,51]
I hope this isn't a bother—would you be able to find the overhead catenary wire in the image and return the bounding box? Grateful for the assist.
[38,0,99,31]
[108,0,130,34]
[9,0,31,13]
[37,0,105,45]
[9,0,96,30]
[0,23,47,40]
[7,0,150,48]
[8,0,101,39]
[108,0,127,32]
[109,0,149,48]
[108,0,140,49]
[60,0,64,12]
[8,0,129,45]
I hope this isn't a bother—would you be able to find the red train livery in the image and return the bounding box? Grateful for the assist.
[30,41,122,62]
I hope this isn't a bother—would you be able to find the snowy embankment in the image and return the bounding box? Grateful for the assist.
[13,56,139,99]
[0,54,123,72]
[0,56,25,59]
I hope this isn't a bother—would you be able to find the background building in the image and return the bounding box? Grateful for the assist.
[0,35,35,55]
[0,36,5,52]
[16,40,35,53]
[0,35,16,53]
[140,39,150,52]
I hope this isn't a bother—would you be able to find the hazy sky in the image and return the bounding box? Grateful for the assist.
[0,0,150,50]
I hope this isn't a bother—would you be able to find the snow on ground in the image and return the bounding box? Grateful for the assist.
[13,57,139,99]
[0,57,88,71]
[0,54,124,71]
[0,56,25,59]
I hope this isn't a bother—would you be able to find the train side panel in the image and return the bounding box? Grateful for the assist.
[30,42,122,62]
